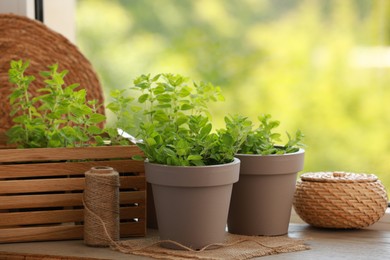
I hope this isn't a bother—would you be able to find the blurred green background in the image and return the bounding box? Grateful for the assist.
[76,0,390,194]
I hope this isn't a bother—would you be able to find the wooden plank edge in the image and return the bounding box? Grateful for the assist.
[0,222,145,243]
[0,159,145,178]
[0,146,144,162]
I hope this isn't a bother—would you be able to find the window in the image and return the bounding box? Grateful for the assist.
[75,0,390,200]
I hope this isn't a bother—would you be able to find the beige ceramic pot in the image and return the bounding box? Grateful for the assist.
[145,158,240,250]
[228,149,304,236]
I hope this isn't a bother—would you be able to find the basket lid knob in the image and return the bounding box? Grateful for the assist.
[333,171,346,177]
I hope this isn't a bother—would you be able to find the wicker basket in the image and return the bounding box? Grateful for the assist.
[293,171,388,229]
[0,14,104,132]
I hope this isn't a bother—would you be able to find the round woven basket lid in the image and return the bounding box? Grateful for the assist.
[300,171,378,183]
[0,13,105,132]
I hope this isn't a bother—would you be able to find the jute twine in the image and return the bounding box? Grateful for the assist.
[83,166,120,247]
[110,230,310,260]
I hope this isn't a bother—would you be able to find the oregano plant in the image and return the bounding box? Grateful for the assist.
[121,73,251,166]
[239,114,304,155]
[6,60,106,148]
[104,89,134,145]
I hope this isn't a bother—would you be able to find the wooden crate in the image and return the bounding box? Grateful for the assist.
[0,145,146,243]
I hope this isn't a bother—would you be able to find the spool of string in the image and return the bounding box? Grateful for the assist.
[83,166,120,247]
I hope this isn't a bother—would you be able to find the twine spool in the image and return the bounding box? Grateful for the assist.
[84,166,120,247]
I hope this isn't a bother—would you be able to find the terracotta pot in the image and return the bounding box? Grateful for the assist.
[145,158,240,250]
[227,149,304,236]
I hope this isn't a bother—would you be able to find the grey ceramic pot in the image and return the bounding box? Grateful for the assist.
[145,158,240,250]
[227,149,305,236]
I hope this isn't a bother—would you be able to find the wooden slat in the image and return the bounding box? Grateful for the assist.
[0,176,145,194]
[0,159,144,179]
[0,225,84,243]
[120,221,146,237]
[0,178,85,194]
[0,191,146,210]
[0,222,146,243]
[120,191,146,204]
[121,176,146,190]
[0,193,83,210]
[0,209,84,226]
[120,206,146,219]
[0,207,146,227]
[0,145,143,163]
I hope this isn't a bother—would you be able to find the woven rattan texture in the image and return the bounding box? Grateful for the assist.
[293,173,388,229]
[0,14,104,132]
[300,171,378,183]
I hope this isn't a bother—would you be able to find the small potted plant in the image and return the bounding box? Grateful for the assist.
[123,73,251,250]
[227,114,305,236]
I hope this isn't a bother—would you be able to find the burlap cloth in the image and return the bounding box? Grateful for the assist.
[110,230,310,260]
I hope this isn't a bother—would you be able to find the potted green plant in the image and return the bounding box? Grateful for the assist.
[227,114,305,236]
[0,60,146,243]
[122,73,250,250]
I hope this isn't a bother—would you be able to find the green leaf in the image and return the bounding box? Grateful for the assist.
[153,85,165,95]
[89,113,106,124]
[176,139,189,156]
[106,102,120,112]
[221,133,234,146]
[153,110,169,122]
[187,155,203,161]
[200,123,212,139]
[180,103,193,110]
[87,125,103,135]
[64,83,80,92]
[156,93,171,103]
[138,93,149,103]
[178,86,191,97]
[176,116,188,126]
[12,115,28,123]
[146,137,157,146]
[151,74,161,82]
[162,147,177,157]
[132,154,145,161]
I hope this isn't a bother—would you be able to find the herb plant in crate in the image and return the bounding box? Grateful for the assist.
[0,60,146,243]
[125,73,251,250]
[6,60,107,148]
[227,114,305,236]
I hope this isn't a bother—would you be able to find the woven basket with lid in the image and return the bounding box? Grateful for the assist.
[293,171,388,229]
[0,14,105,133]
